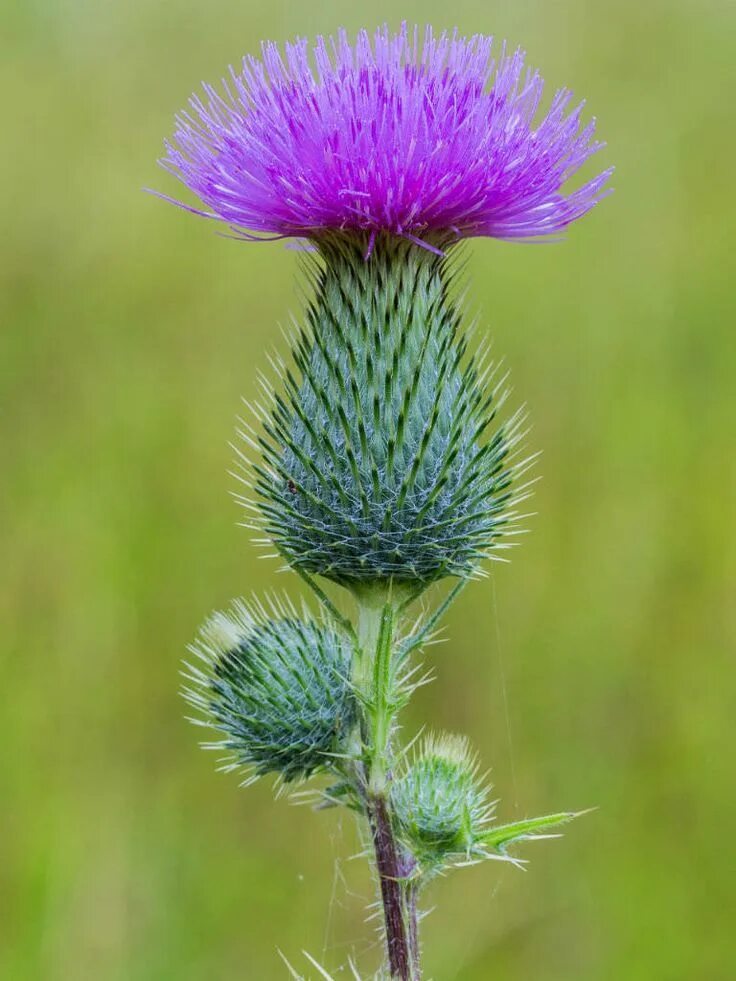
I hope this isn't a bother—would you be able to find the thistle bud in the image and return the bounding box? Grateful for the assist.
[184,598,354,782]
[393,734,585,874]
[251,234,527,590]
[391,734,493,864]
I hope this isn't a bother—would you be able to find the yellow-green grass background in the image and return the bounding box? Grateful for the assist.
[2,1,734,977]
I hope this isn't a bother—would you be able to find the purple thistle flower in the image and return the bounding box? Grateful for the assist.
[157,24,611,249]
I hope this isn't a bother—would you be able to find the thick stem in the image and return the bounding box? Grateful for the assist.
[368,795,416,980]
[353,587,421,979]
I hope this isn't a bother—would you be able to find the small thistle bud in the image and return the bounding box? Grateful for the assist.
[391,734,493,863]
[250,234,528,589]
[393,734,586,874]
[184,598,354,782]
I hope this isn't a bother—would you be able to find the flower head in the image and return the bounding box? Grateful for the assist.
[158,24,611,248]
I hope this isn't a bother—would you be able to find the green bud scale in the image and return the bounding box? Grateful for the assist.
[245,234,529,589]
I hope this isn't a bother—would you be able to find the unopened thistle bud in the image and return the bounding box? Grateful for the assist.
[393,734,584,875]
[392,734,493,864]
[184,598,354,782]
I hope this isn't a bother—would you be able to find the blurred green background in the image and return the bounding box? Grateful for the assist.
[2,1,734,978]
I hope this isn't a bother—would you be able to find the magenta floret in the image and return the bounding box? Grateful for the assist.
[158,24,611,247]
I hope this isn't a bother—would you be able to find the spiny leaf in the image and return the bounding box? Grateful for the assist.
[480,810,591,855]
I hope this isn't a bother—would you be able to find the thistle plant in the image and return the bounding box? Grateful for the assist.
[157,24,610,979]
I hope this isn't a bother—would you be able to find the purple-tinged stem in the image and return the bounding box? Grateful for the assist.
[368,794,419,979]
[406,880,420,972]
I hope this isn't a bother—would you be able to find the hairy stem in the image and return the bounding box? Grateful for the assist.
[406,880,420,975]
[367,795,416,979]
[354,587,420,980]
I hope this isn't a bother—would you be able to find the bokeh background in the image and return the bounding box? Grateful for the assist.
[2,0,734,978]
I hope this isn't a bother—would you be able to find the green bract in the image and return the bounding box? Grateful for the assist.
[245,234,529,590]
[184,598,354,782]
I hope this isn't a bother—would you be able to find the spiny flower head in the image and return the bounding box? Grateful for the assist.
[183,596,354,783]
[238,236,533,587]
[158,23,611,248]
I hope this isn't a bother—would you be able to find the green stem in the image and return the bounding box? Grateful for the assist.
[352,585,420,979]
[368,601,394,793]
